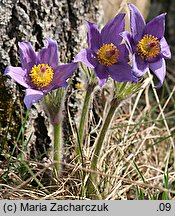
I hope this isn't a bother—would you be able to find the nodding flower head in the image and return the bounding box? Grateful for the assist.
[4,38,77,108]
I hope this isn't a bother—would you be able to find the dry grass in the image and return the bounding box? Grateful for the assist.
[1,73,175,200]
[0,0,175,200]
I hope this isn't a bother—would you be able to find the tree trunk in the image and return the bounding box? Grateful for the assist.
[1,0,173,162]
[0,0,103,160]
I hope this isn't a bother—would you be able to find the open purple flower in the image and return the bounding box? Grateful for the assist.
[4,38,77,108]
[121,4,171,87]
[74,14,135,86]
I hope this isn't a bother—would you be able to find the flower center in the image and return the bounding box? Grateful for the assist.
[29,64,54,87]
[137,34,160,60]
[97,43,119,66]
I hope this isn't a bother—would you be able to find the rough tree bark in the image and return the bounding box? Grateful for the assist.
[0,0,103,160]
[1,0,174,162]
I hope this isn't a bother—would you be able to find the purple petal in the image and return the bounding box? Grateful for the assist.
[51,62,78,88]
[129,4,146,42]
[37,38,59,67]
[108,63,134,82]
[120,31,134,53]
[149,58,166,88]
[117,44,129,63]
[24,88,44,109]
[18,42,36,71]
[160,37,171,59]
[86,21,102,52]
[132,54,148,77]
[74,48,98,68]
[101,13,125,45]
[144,13,166,40]
[147,54,162,64]
[4,66,29,88]
[94,64,108,87]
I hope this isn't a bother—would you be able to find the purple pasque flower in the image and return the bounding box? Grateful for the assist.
[4,38,77,109]
[74,14,135,87]
[121,4,171,88]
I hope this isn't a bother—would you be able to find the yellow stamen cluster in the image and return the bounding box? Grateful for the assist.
[30,64,54,87]
[97,43,119,66]
[137,34,160,60]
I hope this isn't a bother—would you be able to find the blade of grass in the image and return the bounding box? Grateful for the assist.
[133,161,153,200]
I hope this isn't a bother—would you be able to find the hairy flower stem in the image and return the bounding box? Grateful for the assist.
[53,123,62,177]
[76,84,95,197]
[87,97,120,197]
[76,84,95,160]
